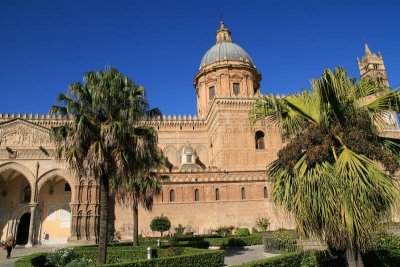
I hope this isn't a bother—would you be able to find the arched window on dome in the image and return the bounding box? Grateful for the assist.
[195,189,200,201]
[263,186,268,198]
[255,131,265,149]
[209,86,215,101]
[215,188,220,201]
[241,187,246,200]
[233,83,240,96]
[170,189,175,203]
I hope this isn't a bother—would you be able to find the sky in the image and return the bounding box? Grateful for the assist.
[1,0,399,116]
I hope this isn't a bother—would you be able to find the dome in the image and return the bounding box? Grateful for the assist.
[200,42,254,69]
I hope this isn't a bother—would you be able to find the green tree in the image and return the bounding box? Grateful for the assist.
[150,215,171,237]
[250,67,400,265]
[50,67,160,264]
[113,169,167,246]
[256,217,270,233]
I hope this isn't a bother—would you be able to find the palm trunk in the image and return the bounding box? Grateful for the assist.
[133,203,139,246]
[97,173,110,265]
[347,249,364,267]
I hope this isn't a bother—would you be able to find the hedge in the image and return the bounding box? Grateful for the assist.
[205,234,263,247]
[15,252,48,267]
[15,247,224,267]
[232,252,304,267]
[263,229,299,253]
[232,250,348,267]
[362,249,400,267]
[104,249,224,267]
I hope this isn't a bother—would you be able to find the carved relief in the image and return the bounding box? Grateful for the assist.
[0,119,52,148]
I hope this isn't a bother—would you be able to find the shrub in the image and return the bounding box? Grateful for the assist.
[15,253,48,267]
[205,234,263,247]
[214,226,235,237]
[236,228,251,237]
[101,248,224,267]
[264,229,299,253]
[174,224,185,236]
[150,214,171,237]
[252,227,259,234]
[256,217,270,232]
[65,257,95,267]
[233,252,304,267]
[47,247,77,267]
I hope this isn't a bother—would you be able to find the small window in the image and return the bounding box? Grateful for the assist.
[161,191,164,202]
[263,186,268,198]
[21,185,31,203]
[215,188,220,201]
[65,183,71,191]
[377,76,383,84]
[209,86,215,100]
[186,155,192,163]
[195,189,200,201]
[170,189,175,202]
[373,64,379,69]
[241,187,246,200]
[233,83,240,96]
[255,131,265,149]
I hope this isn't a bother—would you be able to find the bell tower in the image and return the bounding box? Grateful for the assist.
[358,44,389,86]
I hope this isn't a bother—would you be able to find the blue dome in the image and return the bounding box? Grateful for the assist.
[200,42,254,69]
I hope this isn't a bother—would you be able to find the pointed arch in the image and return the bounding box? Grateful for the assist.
[37,169,74,199]
[0,162,35,183]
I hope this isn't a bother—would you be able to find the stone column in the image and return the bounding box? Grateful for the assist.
[26,205,37,247]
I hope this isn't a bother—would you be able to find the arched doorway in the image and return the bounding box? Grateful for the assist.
[16,212,30,244]
[38,175,72,244]
[0,166,33,242]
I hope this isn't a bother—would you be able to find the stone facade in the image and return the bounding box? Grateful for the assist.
[0,23,398,245]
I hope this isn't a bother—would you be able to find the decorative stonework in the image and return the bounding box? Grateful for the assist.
[0,119,53,148]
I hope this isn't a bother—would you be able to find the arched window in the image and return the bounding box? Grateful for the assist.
[255,131,265,149]
[86,211,91,240]
[263,186,268,198]
[77,210,83,240]
[241,187,246,200]
[170,189,175,202]
[215,188,220,201]
[209,86,215,100]
[195,189,200,201]
[64,183,71,191]
[78,181,85,203]
[233,83,240,96]
[21,185,31,203]
[87,181,93,204]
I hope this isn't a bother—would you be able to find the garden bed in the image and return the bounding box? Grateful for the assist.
[15,246,224,267]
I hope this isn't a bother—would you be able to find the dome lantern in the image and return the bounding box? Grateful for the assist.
[216,20,232,44]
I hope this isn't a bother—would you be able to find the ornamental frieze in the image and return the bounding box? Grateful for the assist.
[0,119,53,148]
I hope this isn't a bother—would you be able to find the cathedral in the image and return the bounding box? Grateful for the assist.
[0,22,397,246]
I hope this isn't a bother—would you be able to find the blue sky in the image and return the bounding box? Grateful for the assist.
[1,0,399,116]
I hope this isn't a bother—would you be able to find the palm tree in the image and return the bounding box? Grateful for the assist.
[250,67,400,265]
[50,67,160,264]
[111,129,166,246]
[113,169,167,246]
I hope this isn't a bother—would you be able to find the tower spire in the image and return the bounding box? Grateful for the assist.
[365,43,372,56]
